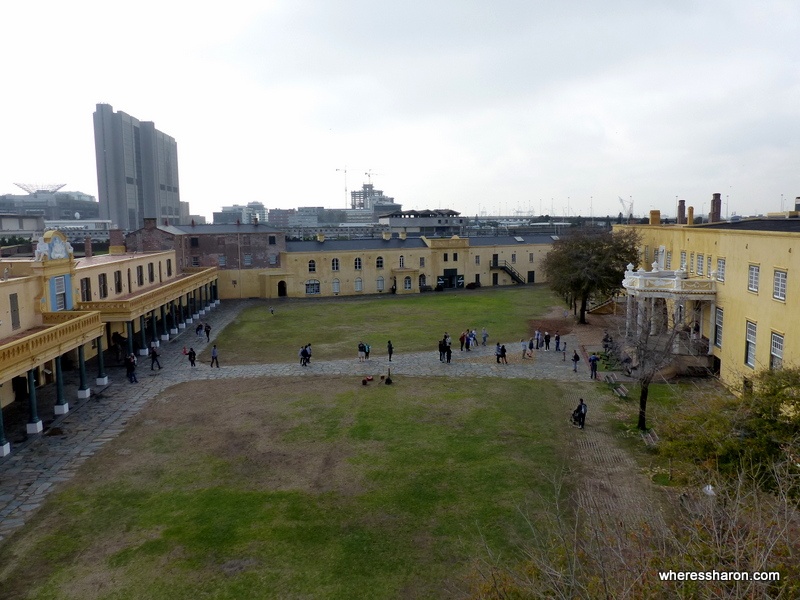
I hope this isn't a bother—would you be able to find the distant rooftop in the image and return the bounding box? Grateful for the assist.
[694,218,800,233]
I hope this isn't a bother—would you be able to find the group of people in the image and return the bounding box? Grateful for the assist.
[299,344,313,366]
[195,322,212,341]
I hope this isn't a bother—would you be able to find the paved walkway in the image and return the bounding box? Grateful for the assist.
[0,300,617,543]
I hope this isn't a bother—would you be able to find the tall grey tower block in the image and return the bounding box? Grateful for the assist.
[93,104,181,232]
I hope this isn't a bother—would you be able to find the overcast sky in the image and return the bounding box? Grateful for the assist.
[2,0,798,220]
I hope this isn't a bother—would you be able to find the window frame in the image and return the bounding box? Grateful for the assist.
[308,260,316,273]
[770,332,784,370]
[331,258,340,272]
[773,269,787,301]
[716,258,726,282]
[354,277,363,292]
[748,265,760,293]
[745,321,757,368]
[714,307,723,348]
[305,279,320,295]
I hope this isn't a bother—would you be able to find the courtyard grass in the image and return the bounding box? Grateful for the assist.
[209,285,561,363]
[0,376,567,600]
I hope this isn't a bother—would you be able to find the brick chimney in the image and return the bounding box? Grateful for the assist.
[710,193,722,223]
[144,218,157,230]
[109,228,126,254]
[84,236,93,258]
[687,206,695,225]
[649,210,661,225]
[677,199,686,224]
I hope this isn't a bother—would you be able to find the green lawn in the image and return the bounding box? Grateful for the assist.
[211,285,560,363]
[0,376,566,599]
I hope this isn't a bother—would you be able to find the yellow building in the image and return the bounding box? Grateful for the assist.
[618,215,800,391]
[0,231,217,455]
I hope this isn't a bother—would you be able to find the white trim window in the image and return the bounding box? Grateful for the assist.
[745,321,757,368]
[332,278,340,294]
[331,258,340,271]
[243,253,252,267]
[354,257,362,270]
[404,276,412,290]
[770,332,784,370]
[680,251,687,270]
[665,251,672,269]
[706,255,712,278]
[218,255,227,267]
[376,276,385,291]
[689,252,695,273]
[697,254,704,276]
[305,279,320,294]
[748,265,760,292]
[376,256,384,269]
[773,270,787,301]
[714,308,723,348]
[716,258,726,282]
[354,277,363,292]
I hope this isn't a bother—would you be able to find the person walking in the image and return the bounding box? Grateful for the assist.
[204,323,211,342]
[459,331,466,351]
[305,344,312,364]
[299,346,308,366]
[482,328,488,346]
[210,344,220,368]
[150,346,162,370]
[520,339,528,359]
[358,341,366,362]
[126,353,138,383]
[195,323,203,339]
[572,350,580,372]
[575,398,588,429]
[188,347,196,367]
[445,344,452,363]
[387,340,394,362]
[364,342,371,360]
[495,342,502,363]
[544,332,551,351]
[555,332,561,352]
[500,344,508,364]
[589,353,599,379]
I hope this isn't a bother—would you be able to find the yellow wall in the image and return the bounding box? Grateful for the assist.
[619,223,799,390]
[215,237,552,299]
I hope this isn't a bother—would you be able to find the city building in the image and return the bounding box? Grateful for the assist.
[618,201,800,392]
[0,184,99,220]
[93,103,181,231]
[43,219,112,244]
[125,219,554,299]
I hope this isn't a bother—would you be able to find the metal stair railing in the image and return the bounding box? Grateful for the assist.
[490,260,526,284]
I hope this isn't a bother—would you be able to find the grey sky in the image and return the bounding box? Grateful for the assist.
[2,0,798,220]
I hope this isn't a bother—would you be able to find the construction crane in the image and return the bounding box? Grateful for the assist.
[618,196,634,223]
[364,169,381,185]
[335,167,350,208]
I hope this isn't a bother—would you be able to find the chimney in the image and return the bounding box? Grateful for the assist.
[316,232,325,243]
[143,218,157,230]
[796,197,800,212]
[649,210,661,225]
[84,236,93,258]
[687,206,695,225]
[677,200,686,224]
[710,193,722,223]
[109,228,126,254]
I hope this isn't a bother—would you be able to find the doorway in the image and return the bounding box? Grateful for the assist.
[278,281,287,297]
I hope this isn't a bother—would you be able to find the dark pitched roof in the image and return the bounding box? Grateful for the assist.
[286,238,429,252]
[696,218,800,233]
[168,224,283,235]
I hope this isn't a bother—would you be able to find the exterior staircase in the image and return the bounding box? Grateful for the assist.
[490,260,526,284]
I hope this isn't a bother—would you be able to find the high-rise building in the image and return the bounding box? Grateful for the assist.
[93,103,181,231]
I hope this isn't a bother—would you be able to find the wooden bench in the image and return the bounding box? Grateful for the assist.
[641,429,659,447]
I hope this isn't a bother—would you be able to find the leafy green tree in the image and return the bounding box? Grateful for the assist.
[543,227,640,324]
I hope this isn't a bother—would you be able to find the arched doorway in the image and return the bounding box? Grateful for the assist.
[278,281,287,297]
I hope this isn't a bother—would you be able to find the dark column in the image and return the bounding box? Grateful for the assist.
[160,305,169,339]
[96,336,108,384]
[150,311,158,346]
[27,369,42,434]
[139,315,148,355]
[78,345,91,399]
[171,302,179,333]
[54,355,69,415]
[127,320,135,356]
[0,401,8,455]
